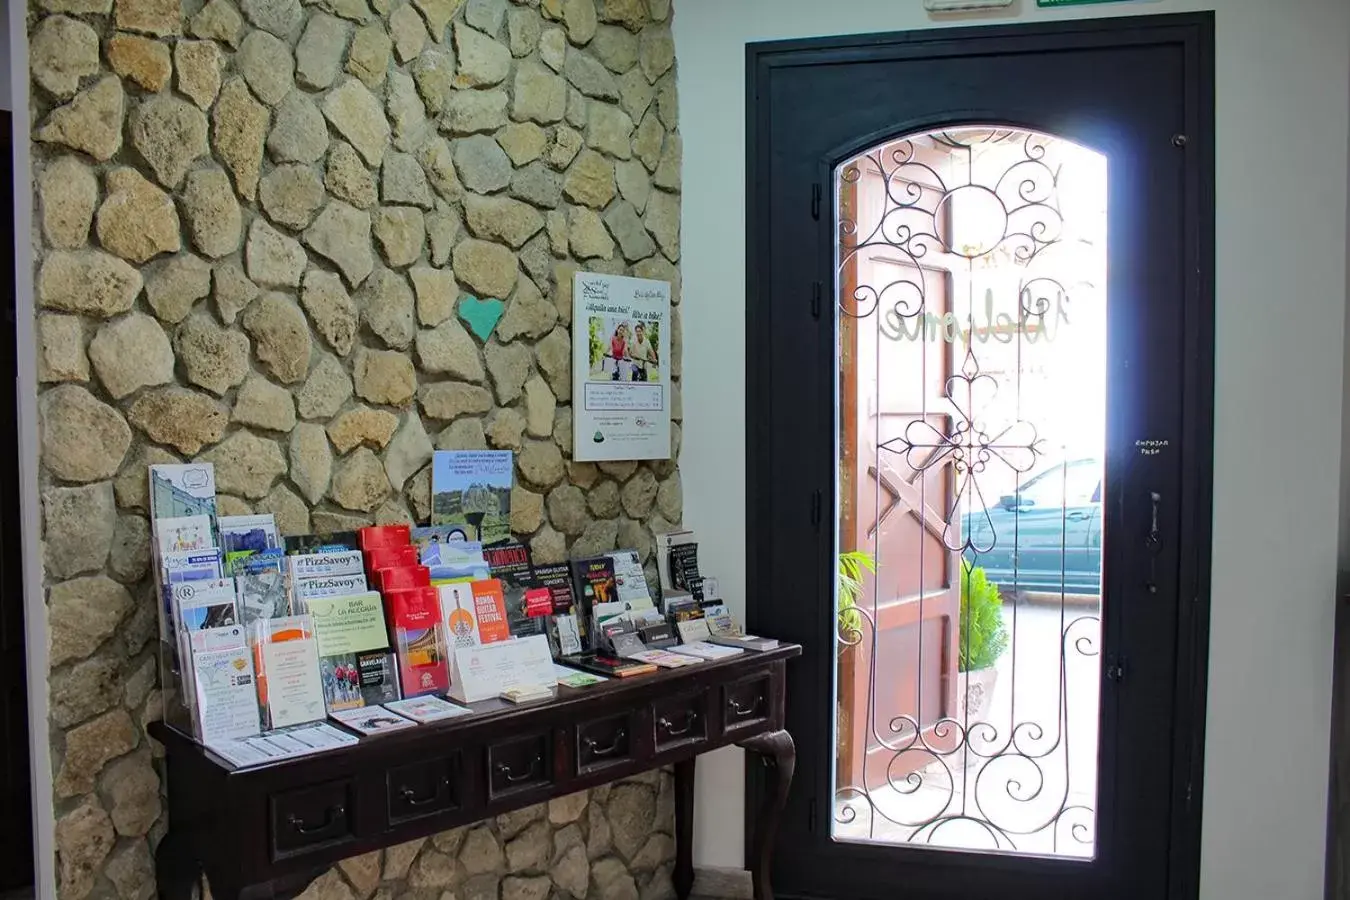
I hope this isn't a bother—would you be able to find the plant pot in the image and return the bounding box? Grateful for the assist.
[956,666,999,723]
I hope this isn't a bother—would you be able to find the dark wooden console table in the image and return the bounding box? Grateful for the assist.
[149,644,801,900]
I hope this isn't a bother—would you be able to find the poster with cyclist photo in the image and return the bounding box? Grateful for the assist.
[572,271,672,461]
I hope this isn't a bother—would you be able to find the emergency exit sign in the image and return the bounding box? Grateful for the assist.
[1038,0,1137,6]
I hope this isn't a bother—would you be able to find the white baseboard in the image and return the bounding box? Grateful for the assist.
[692,866,753,899]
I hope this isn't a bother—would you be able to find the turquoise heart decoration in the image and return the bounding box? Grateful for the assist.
[458,295,505,342]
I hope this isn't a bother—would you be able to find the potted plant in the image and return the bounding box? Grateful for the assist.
[957,560,1010,722]
[836,549,876,641]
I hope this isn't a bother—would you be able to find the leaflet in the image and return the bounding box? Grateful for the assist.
[260,638,327,729]
[192,645,261,744]
[290,550,365,581]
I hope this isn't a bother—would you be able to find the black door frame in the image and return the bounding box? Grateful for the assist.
[744,13,1214,899]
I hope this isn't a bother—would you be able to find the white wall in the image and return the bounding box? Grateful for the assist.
[674,2,1350,899]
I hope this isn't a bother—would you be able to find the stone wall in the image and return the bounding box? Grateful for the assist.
[25,0,682,896]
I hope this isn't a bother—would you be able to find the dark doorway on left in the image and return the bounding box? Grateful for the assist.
[0,109,36,894]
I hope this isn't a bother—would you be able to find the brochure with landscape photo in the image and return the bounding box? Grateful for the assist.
[430,451,513,545]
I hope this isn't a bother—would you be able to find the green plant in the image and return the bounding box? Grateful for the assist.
[836,550,875,638]
[959,561,1009,672]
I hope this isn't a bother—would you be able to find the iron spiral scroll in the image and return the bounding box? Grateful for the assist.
[834,128,1101,855]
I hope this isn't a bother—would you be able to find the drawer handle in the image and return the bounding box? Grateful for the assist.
[728,695,764,718]
[658,711,699,737]
[495,756,542,784]
[287,805,344,835]
[399,777,450,807]
[582,727,628,758]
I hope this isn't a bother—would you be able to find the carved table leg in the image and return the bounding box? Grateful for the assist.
[738,730,796,900]
[673,757,696,900]
[154,829,200,900]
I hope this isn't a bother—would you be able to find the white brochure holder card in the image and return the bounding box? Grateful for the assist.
[447,634,557,703]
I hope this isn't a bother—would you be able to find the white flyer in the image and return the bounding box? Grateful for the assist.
[572,272,672,461]
[192,645,261,745]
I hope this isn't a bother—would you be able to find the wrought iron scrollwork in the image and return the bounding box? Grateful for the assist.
[835,127,1101,857]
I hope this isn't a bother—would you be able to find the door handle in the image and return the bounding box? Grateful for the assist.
[1066,510,1090,522]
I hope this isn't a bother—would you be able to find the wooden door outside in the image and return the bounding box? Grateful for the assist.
[837,144,961,791]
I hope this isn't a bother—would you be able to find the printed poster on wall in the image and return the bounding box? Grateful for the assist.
[572,272,672,462]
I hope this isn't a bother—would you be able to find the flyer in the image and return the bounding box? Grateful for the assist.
[572,272,672,461]
[430,451,514,544]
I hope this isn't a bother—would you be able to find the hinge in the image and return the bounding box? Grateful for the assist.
[811,281,822,319]
[1184,780,1193,810]
[808,797,818,833]
[811,183,822,220]
[810,490,822,528]
[1106,657,1128,683]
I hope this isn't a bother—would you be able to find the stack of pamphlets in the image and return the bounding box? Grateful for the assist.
[329,706,417,734]
[386,695,471,722]
[219,515,281,576]
[253,615,326,730]
[306,591,400,712]
[209,722,358,769]
[673,641,744,661]
[290,549,368,612]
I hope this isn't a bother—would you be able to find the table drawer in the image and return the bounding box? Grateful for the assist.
[722,673,772,735]
[269,778,355,860]
[488,732,552,800]
[387,753,463,824]
[652,690,708,752]
[576,711,636,775]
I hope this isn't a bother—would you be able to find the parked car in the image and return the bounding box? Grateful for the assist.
[961,458,1102,596]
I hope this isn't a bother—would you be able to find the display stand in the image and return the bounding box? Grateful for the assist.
[150,644,801,900]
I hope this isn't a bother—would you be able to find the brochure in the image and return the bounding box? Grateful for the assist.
[208,722,358,769]
[389,587,450,697]
[306,592,390,658]
[161,549,225,643]
[330,705,417,735]
[156,515,215,555]
[148,463,218,522]
[319,650,400,711]
[293,572,369,609]
[290,550,364,581]
[554,664,607,688]
[676,618,712,645]
[219,514,280,576]
[430,450,514,545]
[673,641,744,661]
[561,653,657,678]
[412,529,490,581]
[284,532,359,554]
[174,578,238,632]
[571,272,673,462]
[236,550,290,627]
[439,582,481,649]
[535,563,576,614]
[627,648,701,668]
[192,644,261,744]
[484,543,548,638]
[386,695,472,723]
[551,612,583,656]
[469,579,511,644]
[257,632,327,729]
[610,550,653,606]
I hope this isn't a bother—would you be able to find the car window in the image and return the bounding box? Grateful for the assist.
[1022,462,1100,508]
